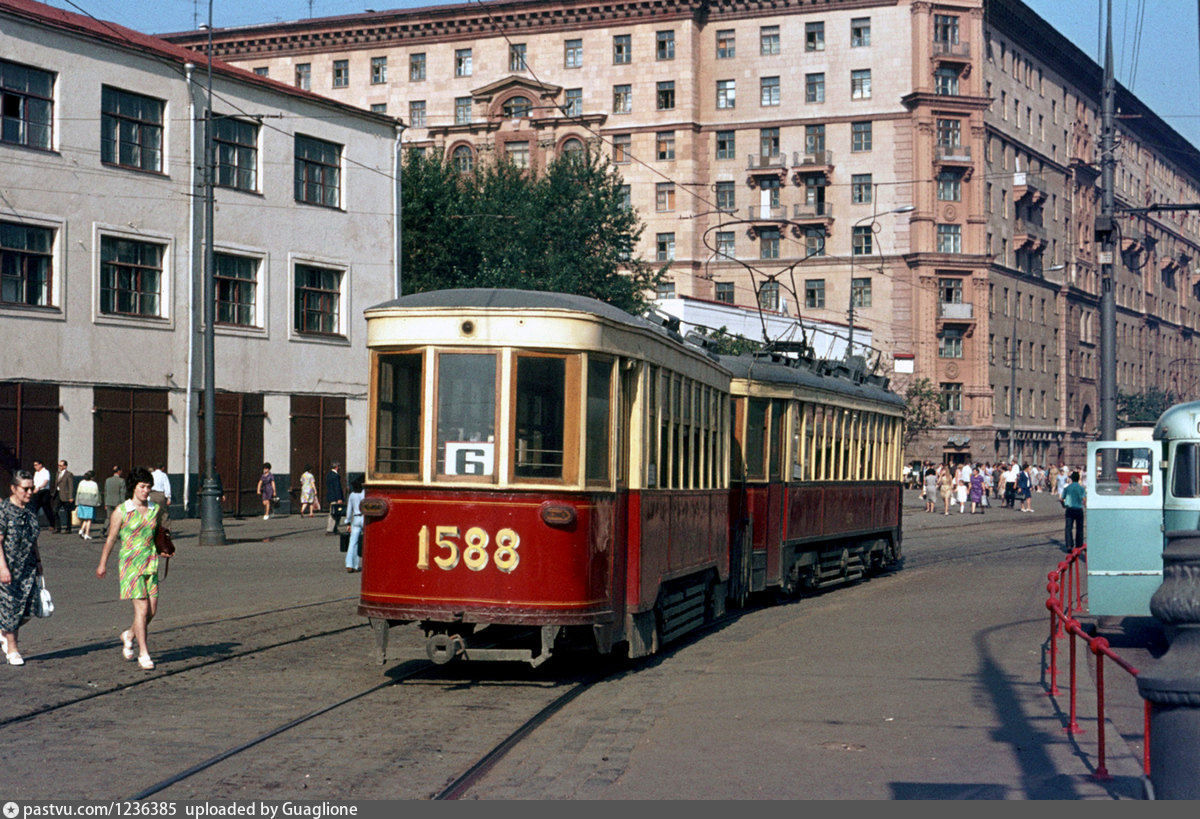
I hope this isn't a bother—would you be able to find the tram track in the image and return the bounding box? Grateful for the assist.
[0,596,362,728]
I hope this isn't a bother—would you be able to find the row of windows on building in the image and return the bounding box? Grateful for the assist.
[0,58,348,208]
[0,220,349,335]
[274,15,907,91]
[936,382,1059,420]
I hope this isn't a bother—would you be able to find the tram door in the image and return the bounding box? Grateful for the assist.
[1085,440,1163,616]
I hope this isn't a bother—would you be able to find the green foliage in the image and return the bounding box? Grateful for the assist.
[1117,388,1178,425]
[400,148,664,314]
[694,326,763,357]
[903,377,942,447]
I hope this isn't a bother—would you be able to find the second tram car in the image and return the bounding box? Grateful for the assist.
[358,290,904,665]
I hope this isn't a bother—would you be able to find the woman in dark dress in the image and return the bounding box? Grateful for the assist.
[0,470,44,666]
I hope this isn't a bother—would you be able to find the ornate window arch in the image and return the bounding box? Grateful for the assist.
[501,95,533,119]
[450,143,474,173]
[559,137,585,158]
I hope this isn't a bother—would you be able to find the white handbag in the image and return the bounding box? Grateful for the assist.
[36,576,53,618]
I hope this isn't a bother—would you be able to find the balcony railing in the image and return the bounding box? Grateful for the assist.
[1013,172,1047,203]
[793,202,834,220]
[747,152,787,171]
[933,40,971,59]
[935,143,972,163]
[938,301,974,320]
[794,149,834,167]
[1014,218,1046,249]
[747,205,787,220]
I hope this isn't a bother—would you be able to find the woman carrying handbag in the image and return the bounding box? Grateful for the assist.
[96,467,164,671]
[0,470,46,666]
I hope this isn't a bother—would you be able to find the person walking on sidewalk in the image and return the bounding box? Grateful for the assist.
[969,466,986,514]
[923,468,937,513]
[0,470,44,666]
[96,467,163,671]
[52,460,74,534]
[1062,471,1086,551]
[325,462,344,535]
[1018,464,1033,512]
[74,470,102,541]
[256,463,276,520]
[343,477,365,573]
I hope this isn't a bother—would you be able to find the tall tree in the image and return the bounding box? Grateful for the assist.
[400,148,664,313]
[903,377,942,449]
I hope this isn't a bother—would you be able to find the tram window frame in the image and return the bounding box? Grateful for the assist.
[511,352,579,484]
[585,355,614,485]
[745,397,769,480]
[646,365,659,487]
[433,350,500,482]
[371,351,424,478]
[768,399,784,480]
[1172,442,1200,498]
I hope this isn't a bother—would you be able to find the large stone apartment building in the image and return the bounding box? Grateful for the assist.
[0,0,400,515]
[165,0,1200,467]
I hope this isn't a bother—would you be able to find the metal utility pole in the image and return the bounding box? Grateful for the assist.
[1099,0,1117,443]
[198,1,226,546]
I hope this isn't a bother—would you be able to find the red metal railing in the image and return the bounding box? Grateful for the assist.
[1045,544,1151,779]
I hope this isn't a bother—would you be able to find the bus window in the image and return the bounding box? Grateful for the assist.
[436,353,497,477]
[514,355,568,480]
[374,352,423,475]
[1093,445,1152,496]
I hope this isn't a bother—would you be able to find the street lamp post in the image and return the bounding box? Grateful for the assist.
[198,2,226,546]
[847,205,914,362]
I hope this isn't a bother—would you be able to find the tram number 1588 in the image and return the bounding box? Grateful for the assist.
[416,525,521,573]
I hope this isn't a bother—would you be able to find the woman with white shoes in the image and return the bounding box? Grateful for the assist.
[96,467,162,670]
[74,470,102,540]
[0,470,45,666]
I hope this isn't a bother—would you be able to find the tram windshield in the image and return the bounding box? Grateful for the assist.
[1092,445,1153,496]
[1172,443,1200,498]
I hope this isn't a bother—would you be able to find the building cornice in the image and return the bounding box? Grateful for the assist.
[164,0,901,57]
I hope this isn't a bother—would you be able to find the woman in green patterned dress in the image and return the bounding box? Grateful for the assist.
[96,466,161,670]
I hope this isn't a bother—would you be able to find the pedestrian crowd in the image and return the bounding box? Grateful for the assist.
[1,456,360,671]
[911,460,1087,516]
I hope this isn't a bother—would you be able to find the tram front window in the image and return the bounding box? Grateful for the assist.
[1093,445,1152,496]
[437,353,497,477]
[375,352,422,474]
[515,355,567,479]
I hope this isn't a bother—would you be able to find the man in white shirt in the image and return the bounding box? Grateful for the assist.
[150,463,171,525]
[31,460,52,528]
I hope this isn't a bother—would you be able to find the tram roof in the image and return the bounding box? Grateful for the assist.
[368,289,649,329]
[1153,400,1200,440]
[718,354,905,411]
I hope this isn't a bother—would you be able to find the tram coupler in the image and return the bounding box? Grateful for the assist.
[426,633,466,664]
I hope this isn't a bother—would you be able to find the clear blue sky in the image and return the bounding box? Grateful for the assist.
[38,0,1200,150]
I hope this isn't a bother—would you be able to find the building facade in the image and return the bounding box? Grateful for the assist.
[0,0,400,516]
[166,0,1200,468]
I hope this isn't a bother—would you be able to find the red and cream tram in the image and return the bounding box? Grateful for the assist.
[358,290,904,666]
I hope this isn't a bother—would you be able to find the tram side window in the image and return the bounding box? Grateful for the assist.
[745,398,768,479]
[374,352,422,474]
[586,358,612,482]
[646,366,659,487]
[515,355,568,480]
[436,353,497,478]
[1173,443,1200,498]
[1092,445,1152,496]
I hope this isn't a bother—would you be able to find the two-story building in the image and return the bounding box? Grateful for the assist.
[0,0,401,516]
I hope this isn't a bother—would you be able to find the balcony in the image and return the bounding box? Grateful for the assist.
[747,205,787,221]
[747,152,788,173]
[938,301,974,321]
[1014,218,1046,251]
[792,149,834,183]
[935,143,972,164]
[792,202,834,223]
[932,40,971,60]
[1013,172,1047,205]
